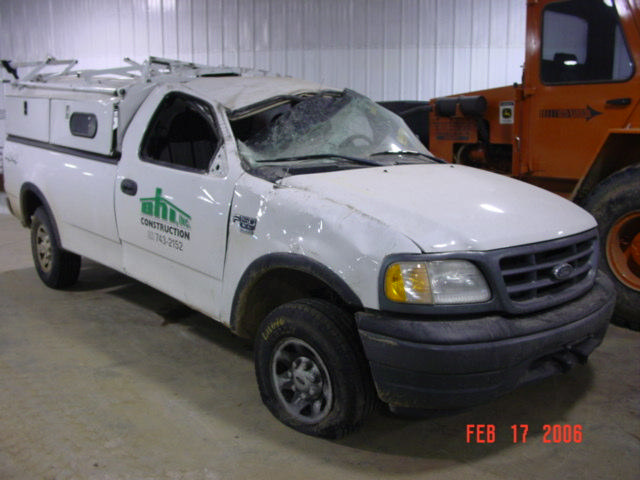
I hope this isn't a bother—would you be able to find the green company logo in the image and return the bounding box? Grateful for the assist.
[140,188,191,229]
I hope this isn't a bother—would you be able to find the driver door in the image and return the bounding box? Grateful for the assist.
[115,88,235,318]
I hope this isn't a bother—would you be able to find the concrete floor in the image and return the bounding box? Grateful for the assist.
[0,207,639,480]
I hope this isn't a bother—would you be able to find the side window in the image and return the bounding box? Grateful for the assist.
[69,112,98,138]
[541,0,634,84]
[140,93,221,171]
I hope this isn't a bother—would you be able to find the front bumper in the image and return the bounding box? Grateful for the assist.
[356,271,615,410]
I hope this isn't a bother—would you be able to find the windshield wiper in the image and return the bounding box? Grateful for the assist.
[257,153,383,166]
[370,150,445,163]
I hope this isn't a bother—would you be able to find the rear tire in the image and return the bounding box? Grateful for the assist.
[583,165,640,330]
[254,298,375,438]
[30,207,81,289]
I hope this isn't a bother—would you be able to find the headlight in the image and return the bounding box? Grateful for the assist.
[384,260,491,305]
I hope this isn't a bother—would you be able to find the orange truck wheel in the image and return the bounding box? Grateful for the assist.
[584,165,640,331]
[606,211,640,291]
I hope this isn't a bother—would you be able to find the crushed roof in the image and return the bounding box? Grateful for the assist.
[185,75,332,111]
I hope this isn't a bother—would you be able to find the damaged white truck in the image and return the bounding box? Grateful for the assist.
[2,57,615,438]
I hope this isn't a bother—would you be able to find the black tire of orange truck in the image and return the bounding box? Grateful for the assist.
[583,165,640,331]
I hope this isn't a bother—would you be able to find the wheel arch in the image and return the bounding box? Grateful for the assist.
[230,253,363,340]
[19,183,62,245]
[573,132,640,205]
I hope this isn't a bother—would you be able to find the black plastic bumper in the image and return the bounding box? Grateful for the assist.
[356,271,615,409]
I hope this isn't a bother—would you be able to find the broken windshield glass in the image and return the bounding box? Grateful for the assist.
[230,90,433,167]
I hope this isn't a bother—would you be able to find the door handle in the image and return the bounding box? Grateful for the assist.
[606,97,631,106]
[120,178,138,196]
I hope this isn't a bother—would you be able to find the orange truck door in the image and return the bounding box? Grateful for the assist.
[520,0,639,196]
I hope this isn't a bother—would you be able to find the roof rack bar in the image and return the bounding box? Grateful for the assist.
[59,60,79,77]
[14,80,119,96]
[149,56,200,69]
[21,57,78,82]
[5,58,77,69]
[76,65,143,82]
[123,57,143,67]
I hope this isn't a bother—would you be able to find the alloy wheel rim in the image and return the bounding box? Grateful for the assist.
[36,225,53,273]
[271,337,333,424]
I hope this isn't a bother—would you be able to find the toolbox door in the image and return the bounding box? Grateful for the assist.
[5,96,50,142]
[49,99,117,155]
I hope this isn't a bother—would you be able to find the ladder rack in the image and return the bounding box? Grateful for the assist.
[2,56,267,97]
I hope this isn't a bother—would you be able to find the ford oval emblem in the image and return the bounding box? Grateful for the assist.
[552,263,574,280]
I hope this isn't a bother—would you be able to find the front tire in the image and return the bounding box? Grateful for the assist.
[583,165,640,330]
[30,207,81,289]
[254,299,375,438]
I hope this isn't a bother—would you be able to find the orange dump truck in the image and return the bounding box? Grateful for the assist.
[409,0,639,329]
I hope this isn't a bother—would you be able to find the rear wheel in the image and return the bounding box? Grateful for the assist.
[30,207,81,289]
[584,165,640,330]
[254,299,375,438]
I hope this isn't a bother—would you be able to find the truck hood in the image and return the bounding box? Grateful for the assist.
[280,164,596,252]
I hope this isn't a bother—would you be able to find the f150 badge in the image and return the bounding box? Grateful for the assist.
[233,214,257,234]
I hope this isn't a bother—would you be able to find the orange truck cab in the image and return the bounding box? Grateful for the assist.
[417,0,640,329]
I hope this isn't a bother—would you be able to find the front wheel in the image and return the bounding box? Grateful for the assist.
[30,207,81,289]
[584,165,640,330]
[254,299,375,438]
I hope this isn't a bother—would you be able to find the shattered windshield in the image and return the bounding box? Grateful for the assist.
[230,90,432,167]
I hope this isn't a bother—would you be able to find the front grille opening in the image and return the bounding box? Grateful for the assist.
[575,255,590,268]
[500,253,534,271]
[576,239,593,252]
[503,271,536,285]
[535,245,575,265]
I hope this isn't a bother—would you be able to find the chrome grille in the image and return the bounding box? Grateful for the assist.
[499,230,598,308]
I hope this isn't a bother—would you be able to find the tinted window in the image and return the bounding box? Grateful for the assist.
[541,0,634,84]
[69,112,98,138]
[140,93,220,171]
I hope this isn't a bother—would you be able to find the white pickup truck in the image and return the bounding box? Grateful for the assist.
[2,57,615,438]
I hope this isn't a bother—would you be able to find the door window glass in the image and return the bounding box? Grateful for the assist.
[140,93,220,171]
[541,0,634,84]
